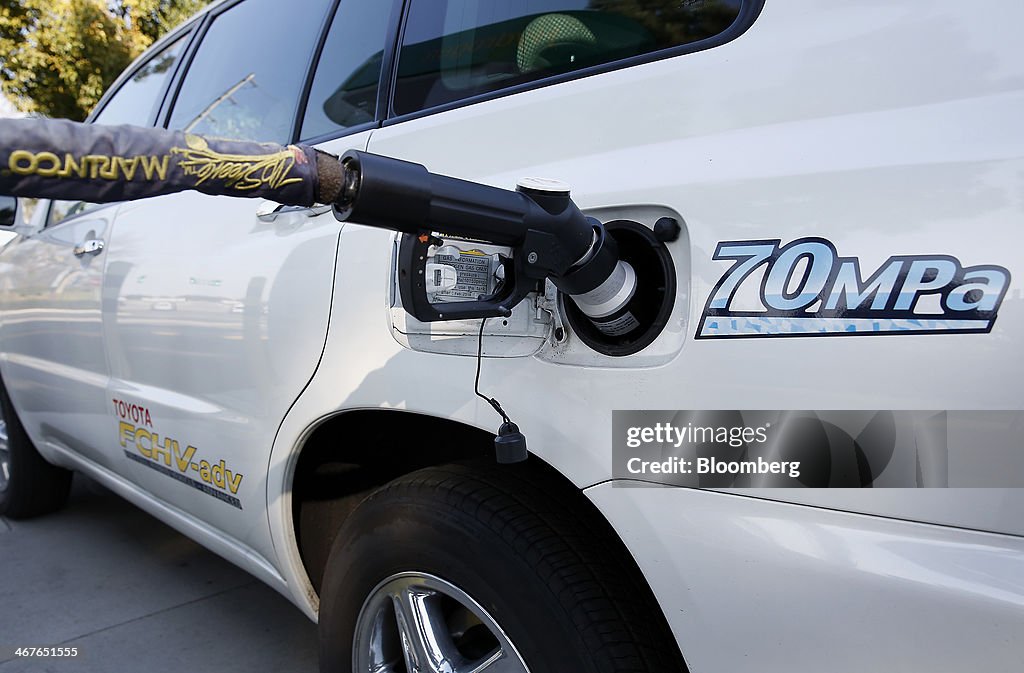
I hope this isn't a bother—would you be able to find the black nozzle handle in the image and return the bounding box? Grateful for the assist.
[332,150,595,267]
[331,150,625,323]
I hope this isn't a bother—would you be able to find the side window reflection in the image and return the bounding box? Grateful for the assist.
[47,35,188,228]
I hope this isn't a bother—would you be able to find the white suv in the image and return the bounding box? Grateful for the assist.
[1,1,1022,672]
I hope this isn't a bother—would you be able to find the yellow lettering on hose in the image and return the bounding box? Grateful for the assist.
[9,150,35,175]
[35,152,60,177]
[138,155,169,181]
[9,151,170,182]
[170,145,302,191]
[86,155,109,179]
[59,153,87,179]
[99,156,119,179]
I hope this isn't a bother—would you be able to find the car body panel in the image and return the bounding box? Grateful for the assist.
[586,482,1024,673]
[0,204,119,470]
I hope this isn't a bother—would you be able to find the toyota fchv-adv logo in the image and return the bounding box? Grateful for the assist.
[697,237,1011,339]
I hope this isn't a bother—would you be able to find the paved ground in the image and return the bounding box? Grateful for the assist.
[0,476,318,673]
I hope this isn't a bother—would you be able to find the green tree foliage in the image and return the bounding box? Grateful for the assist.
[110,0,207,46]
[0,0,206,121]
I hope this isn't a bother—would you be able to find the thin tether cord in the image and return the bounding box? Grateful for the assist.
[474,318,512,425]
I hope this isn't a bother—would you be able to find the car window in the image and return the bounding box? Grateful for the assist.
[94,35,189,127]
[393,0,744,116]
[167,0,333,143]
[47,34,190,227]
[300,0,398,141]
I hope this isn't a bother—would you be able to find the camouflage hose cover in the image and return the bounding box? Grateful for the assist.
[0,117,335,207]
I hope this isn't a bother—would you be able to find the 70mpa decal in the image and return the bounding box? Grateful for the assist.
[697,237,1011,338]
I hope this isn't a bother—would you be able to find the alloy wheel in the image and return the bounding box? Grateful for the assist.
[353,572,531,673]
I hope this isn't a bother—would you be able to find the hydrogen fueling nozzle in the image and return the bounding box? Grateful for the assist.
[0,117,641,336]
[329,150,639,332]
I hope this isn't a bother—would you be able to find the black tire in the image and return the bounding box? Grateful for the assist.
[0,378,73,519]
[319,462,685,673]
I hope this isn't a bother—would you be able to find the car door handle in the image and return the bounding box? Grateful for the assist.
[256,203,332,222]
[73,238,105,257]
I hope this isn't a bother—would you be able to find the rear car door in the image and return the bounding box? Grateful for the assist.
[361,0,753,471]
[0,31,191,473]
[104,0,397,559]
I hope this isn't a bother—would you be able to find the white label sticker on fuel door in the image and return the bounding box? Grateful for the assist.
[434,249,493,301]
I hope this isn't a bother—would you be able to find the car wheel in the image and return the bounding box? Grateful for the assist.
[0,378,72,519]
[319,462,683,673]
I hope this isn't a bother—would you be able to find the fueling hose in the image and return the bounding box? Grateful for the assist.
[0,117,336,206]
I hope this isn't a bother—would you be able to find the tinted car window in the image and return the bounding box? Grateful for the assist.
[394,0,743,116]
[48,34,189,227]
[94,35,188,126]
[168,0,333,143]
[300,0,397,140]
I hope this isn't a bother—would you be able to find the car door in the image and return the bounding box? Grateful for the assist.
[0,30,192,473]
[104,0,398,559]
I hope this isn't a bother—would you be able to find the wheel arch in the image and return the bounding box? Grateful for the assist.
[288,408,493,594]
[286,408,682,671]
